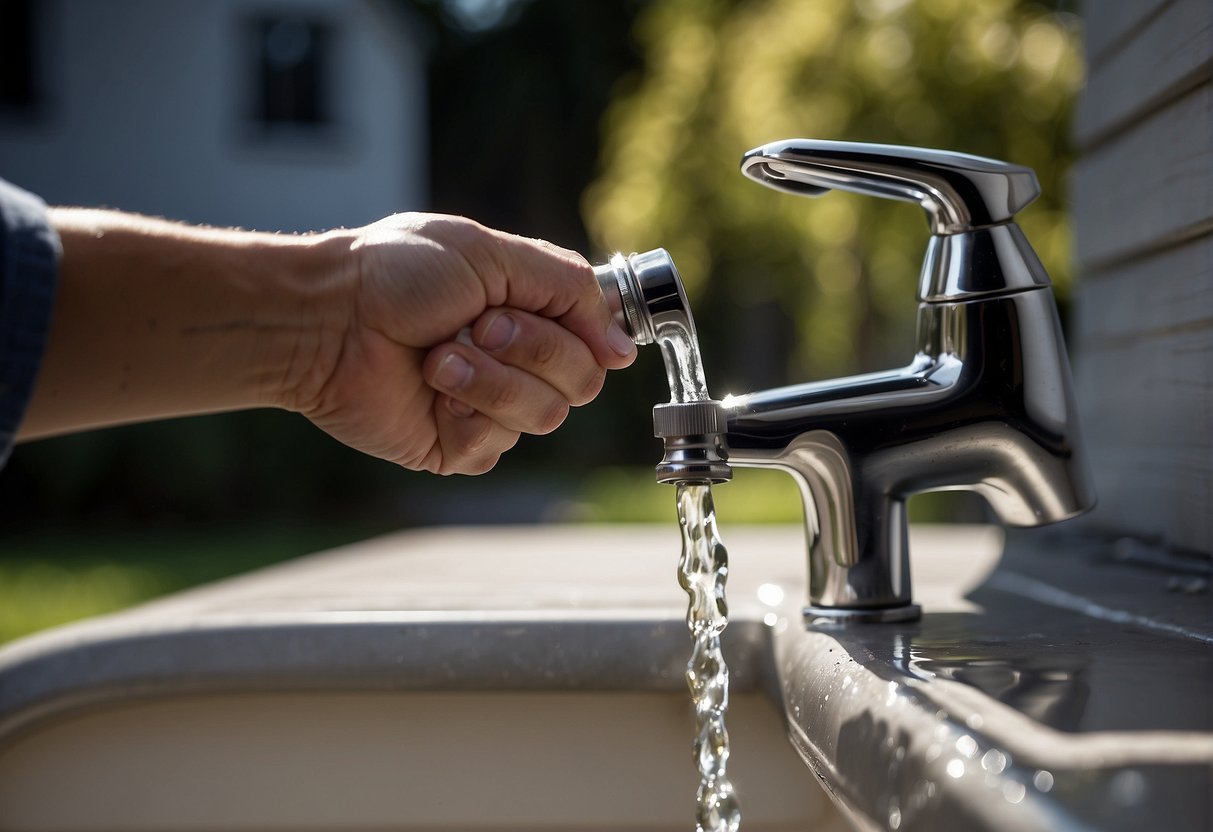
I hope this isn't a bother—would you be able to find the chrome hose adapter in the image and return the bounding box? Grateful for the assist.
[593,249,686,346]
[653,400,732,485]
[594,249,733,486]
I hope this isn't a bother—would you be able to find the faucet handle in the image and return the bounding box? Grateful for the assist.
[741,139,1040,234]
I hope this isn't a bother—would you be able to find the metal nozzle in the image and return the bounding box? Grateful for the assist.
[653,401,732,484]
[593,249,693,347]
[595,249,729,483]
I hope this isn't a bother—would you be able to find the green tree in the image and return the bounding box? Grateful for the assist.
[585,0,1081,392]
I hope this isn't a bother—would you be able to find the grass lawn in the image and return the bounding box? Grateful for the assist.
[0,522,387,645]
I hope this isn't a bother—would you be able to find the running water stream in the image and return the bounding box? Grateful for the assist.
[677,482,739,832]
[657,325,741,832]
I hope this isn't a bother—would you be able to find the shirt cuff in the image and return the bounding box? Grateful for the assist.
[0,179,60,467]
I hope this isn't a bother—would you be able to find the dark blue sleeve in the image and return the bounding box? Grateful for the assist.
[0,178,60,467]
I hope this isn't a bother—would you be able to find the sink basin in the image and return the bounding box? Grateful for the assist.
[0,525,845,832]
[0,691,828,830]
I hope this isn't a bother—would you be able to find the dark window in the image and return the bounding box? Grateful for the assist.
[0,0,38,114]
[254,16,330,125]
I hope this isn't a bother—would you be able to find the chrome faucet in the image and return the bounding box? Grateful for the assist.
[598,139,1096,624]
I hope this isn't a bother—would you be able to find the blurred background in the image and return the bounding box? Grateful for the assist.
[0,0,1082,642]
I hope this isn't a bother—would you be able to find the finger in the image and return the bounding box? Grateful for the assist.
[448,224,638,370]
[470,308,606,406]
[429,393,519,475]
[424,343,573,436]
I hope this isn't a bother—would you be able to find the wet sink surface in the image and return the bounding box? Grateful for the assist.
[774,531,1213,832]
[892,589,1212,734]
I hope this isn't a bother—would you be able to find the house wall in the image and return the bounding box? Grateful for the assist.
[1071,0,1212,555]
[0,0,426,232]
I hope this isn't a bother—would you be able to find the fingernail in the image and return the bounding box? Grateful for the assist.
[479,313,517,352]
[435,353,473,390]
[607,322,636,357]
[447,397,475,417]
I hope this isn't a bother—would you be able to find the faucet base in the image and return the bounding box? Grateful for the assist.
[803,604,922,625]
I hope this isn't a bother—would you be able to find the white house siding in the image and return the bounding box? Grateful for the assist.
[0,0,426,233]
[1071,0,1212,556]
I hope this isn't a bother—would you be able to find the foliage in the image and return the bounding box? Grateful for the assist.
[585,0,1082,391]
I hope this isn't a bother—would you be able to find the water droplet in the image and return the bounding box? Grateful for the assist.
[697,778,741,832]
[888,805,902,829]
[762,612,778,626]
[955,735,978,758]
[965,713,984,730]
[756,582,784,606]
[981,749,1007,774]
[1033,770,1054,793]
[946,759,965,779]
[1002,780,1026,804]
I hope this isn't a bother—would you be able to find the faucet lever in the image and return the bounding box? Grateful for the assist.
[741,139,1040,234]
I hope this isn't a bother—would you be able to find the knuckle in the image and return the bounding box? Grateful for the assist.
[573,368,606,406]
[529,329,561,369]
[456,418,495,456]
[465,453,500,476]
[465,431,517,474]
[434,213,482,238]
[488,380,520,412]
[403,445,442,475]
[536,400,570,435]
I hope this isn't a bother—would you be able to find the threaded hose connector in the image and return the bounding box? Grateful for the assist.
[653,401,732,484]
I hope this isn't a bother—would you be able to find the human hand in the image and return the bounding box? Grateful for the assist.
[21,208,633,473]
[288,213,637,475]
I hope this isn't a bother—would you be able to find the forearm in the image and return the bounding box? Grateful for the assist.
[18,209,353,440]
